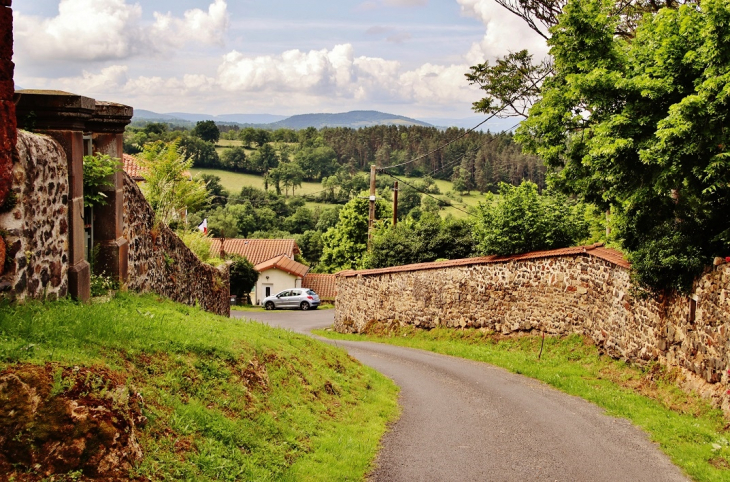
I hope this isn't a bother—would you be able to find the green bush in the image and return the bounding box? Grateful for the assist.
[472,181,588,256]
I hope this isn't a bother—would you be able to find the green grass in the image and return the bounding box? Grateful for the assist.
[231,304,335,312]
[191,167,487,217]
[316,326,730,481]
[0,293,399,481]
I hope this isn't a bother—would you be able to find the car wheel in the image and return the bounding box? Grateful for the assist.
[265,301,275,310]
[300,301,310,311]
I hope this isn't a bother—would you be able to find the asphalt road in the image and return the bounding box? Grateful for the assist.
[232,308,687,481]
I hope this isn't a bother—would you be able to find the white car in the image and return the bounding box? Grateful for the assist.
[263,289,320,311]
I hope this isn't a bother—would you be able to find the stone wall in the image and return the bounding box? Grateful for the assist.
[0,0,17,272]
[0,131,69,299]
[335,247,730,411]
[123,172,230,317]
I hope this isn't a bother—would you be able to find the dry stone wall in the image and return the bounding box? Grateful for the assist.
[0,131,69,300]
[123,172,230,317]
[335,252,730,411]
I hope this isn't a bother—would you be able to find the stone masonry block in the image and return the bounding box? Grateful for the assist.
[0,1,12,8]
[0,6,12,61]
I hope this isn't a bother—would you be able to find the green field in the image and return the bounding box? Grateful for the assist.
[192,167,486,218]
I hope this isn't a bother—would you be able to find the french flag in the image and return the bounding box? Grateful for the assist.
[198,218,208,235]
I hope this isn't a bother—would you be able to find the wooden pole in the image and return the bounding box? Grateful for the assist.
[368,165,377,251]
[392,181,399,227]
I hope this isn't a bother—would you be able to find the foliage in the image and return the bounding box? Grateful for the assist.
[82,153,122,209]
[178,136,220,168]
[317,197,392,273]
[269,162,305,196]
[295,230,324,267]
[293,146,339,181]
[0,294,399,481]
[177,229,214,264]
[137,140,210,225]
[191,120,220,143]
[220,146,247,172]
[89,272,120,297]
[364,213,476,269]
[515,0,730,292]
[228,255,259,302]
[199,173,229,208]
[319,327,728,482]
[471,181,588,256]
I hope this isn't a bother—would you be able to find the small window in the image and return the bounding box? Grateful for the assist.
[307,290,316,295]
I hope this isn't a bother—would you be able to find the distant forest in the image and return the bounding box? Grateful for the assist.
[125,122,546,193]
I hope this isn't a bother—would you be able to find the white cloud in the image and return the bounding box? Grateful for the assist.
[457,0,548,64]
[152,0,229,47]
[14,0,229,62]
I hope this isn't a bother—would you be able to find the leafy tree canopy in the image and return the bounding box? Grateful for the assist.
[192,120,221,143]
[229,255,259,303]
[513,0,730,292]
[471,181,588,256]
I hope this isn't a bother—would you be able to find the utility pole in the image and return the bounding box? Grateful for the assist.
[392,181,398,227]
[368,165,377,251]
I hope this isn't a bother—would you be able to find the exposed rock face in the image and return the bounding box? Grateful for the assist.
[123,172,230,316]
[0,364,144,480]
[0,130,69,300]
[335,255,730,413]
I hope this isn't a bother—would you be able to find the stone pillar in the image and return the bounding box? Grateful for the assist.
[0,0,16,273]
[87,101,133,284]
[15,91,95,302]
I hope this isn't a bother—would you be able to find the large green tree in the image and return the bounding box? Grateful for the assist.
[512,0,730,292]
[317,197,391,273]
[192,120,221,143]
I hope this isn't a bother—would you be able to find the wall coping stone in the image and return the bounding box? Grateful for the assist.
[14,90,95,131]
[87,101,133,133]
[338,243,629,278]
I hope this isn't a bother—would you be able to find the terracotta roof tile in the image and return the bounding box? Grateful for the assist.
[210,238,300,265]
[338,243,629,278]
[254,254,310,278]
[122,154,145,182]
[302,274,337,301]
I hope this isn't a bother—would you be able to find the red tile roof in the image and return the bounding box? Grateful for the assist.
[210,238,300,266]
[122,154,145,182]
[338,243,630,278]
[254,254,310,278]
[302,274,337,301]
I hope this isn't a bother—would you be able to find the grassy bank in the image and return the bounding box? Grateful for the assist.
[316,326,730,482]
[0,293,399,481]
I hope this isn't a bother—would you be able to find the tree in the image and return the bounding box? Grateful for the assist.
[471,182,588,256]
[138,140,209,225]
[221,146,247,172]
[270,162,304,197]
[317,197,392,273]
[364,213,475,269]
[514,0,730,292]
[293,146,338,180]
[229,255,259,304]
[179,136,220,168]
[192,120,220,143]
[199,173,229,208]
[250,143,279,174]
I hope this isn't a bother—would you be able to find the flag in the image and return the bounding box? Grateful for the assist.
[198,218,208,235]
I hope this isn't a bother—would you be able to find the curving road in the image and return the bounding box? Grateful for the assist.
[232,309,687,481]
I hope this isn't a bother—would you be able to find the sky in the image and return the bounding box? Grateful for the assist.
[12,0,548,119]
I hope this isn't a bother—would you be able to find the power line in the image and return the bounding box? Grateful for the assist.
[380,171,472,216]
[378,112,502,171]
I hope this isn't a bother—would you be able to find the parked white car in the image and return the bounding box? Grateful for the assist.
[263,289,320,311]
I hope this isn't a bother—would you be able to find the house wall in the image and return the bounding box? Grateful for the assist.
[335,255,730,413]
[0,0,16,273]
[255,269,300,305]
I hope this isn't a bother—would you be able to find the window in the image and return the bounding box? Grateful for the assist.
[307,290,316,296]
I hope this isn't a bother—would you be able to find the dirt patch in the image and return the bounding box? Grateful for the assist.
[239,356,270,392]
[0,363,145,480]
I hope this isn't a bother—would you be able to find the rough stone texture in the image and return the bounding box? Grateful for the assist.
[0,1,16,213]
[335,254,730,413]
[0,363,144,480]
[0,130,69,300]
[123,172,230,316]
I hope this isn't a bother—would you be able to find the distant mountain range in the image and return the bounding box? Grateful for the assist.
[132,109,518,132]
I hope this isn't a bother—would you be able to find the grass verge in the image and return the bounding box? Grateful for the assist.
[315,326,730,482]
[0,293,399,481]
